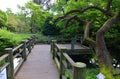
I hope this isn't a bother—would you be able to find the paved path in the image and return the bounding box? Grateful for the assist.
[15,45,59,79]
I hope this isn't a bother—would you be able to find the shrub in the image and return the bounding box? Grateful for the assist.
[86,68,99,79]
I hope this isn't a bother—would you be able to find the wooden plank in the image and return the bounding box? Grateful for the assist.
[13,44,23,52]
[13,53,21,59]
[63,53,75,66]
[57,44,91,55]
[15,45,59,79]
[0,54,9,62]
[55,57,60,71]
[0,63,9,72]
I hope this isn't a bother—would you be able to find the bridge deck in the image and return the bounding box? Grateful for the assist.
[15,45,59,79]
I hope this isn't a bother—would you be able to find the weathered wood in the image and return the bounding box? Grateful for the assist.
[0,63,9,72]
[21,40,27,61]
[12,44,23,52]
[71,38,76,50]
[51,41,87,79]
[0,36,35,79]
[73,62,86,79]
[31,36,35,48]
[5,48,14,79]
[15,45,59,79]
[27,38,32,53]
[60,47,66,79]
[0,54,9,61]
[52,40,57,60]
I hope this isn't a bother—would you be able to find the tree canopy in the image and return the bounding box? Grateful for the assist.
[0,10,7,28]
[52,0,120,79]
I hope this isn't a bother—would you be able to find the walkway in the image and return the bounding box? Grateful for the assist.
[15,45,59,79]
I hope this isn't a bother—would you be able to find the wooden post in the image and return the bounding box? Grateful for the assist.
[66,60,72,69]
[5,48,14,79]
[73,62,86,79]
[28,38,32,53]
[52,40,57,60]
[50,40,53,53]
[71,38,76,50]
[80,36,83,46]
[31,36,35,48]
[21,40,27,61]
[48,35,51,44]
[60,47,66,79]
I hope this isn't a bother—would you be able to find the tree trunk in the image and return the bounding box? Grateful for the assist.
[96,12,120,79]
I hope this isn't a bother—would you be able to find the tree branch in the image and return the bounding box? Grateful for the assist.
[83,22,96,47]
[64,16,86,27]
[54,6,114,23]
[63,16,96,46]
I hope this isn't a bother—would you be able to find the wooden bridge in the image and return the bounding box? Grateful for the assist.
[0,37,90,79]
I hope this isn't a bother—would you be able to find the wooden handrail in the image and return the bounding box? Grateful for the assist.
[12,44,23,52]
[0,36,35,79]
[51,40,86,79]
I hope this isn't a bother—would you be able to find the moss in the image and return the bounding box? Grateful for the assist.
[100,64,115,79]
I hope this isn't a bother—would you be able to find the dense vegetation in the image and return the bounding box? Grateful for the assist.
[0,29,30,56]
[51,0,120,79]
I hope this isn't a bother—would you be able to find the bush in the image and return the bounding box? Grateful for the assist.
[0,29,30,56]
[86,69,99,79]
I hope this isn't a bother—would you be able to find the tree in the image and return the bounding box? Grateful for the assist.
[0,9,7,28]
[42,16,60,36]
[5,8,27,32]
[18,1,50,33]
[54,0,120,79]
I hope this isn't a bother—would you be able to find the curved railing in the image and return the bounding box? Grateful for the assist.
[0,36,35,79]
[51,40,86,79]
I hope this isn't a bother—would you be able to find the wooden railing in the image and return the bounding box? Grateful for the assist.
[51,40,86,79]
[0,36,35,79]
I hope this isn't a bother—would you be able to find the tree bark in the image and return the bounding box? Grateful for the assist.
[96,12,120,79]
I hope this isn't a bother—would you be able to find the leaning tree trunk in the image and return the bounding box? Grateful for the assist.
[96,12,120,79]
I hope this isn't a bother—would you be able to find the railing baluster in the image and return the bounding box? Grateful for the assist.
[5,48,14,79]
[21,40,27,61]
[52,40,57,60]
[51,40,87,79]
[0,36,35,79]
[73,62,86,79]
[28,38,32,53]
[60,47,66,79]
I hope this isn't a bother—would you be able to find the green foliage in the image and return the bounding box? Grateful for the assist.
[65,68,99,79]
[51,0,120,78]
[115,76,120,79]
[0,10,7,27]
[86,69,99,79]
[18,1,50,33]
[0,29,30,56]
[42,17,60,36]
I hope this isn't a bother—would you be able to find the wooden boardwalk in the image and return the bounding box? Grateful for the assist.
[15,45,59,79]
